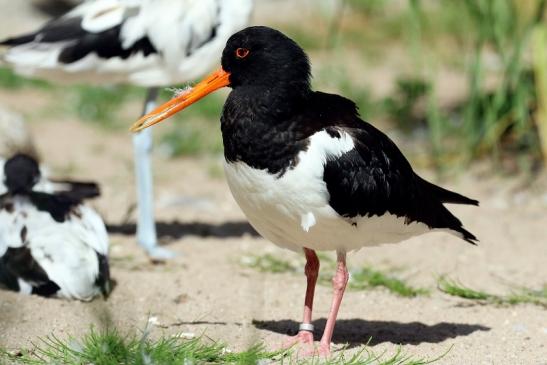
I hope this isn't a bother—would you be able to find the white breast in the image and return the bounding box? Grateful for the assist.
[224,130,429,252]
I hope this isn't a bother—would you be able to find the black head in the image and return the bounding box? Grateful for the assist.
[221,26,311,95]
[3,154,40,194]
[129,27,313,133]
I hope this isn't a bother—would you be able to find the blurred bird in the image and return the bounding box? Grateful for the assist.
[131,26,479,356]
[0,109,106,300]
[0,153,110,301]
[0,0,254,259]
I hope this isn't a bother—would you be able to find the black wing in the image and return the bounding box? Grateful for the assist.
[316,96,478,243]
[0,246,60,296]
[49,179,101,200]
[29,191,86,223]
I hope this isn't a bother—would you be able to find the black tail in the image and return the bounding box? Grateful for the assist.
[417,175,479,206]
[432,202,479,245]
[455,225,479,245]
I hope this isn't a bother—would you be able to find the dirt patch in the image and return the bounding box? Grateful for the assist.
[0,117,546,365]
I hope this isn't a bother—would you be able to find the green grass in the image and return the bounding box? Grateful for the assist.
[0,329,280,365]
[383,77,431,132]
[348,267,430,298]
[438,277,547,308]
[412,0,546,169]
[533,24,547,163]
[241,253,299,274]
[242,255,547,306]
[0,67,51,90]
[241,254,428,298]
[0,327,449,365]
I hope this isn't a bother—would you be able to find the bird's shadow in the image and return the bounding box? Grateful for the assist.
[253,319,490,347]
[106,220,259,242]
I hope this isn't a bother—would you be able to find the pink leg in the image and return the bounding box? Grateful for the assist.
[283,248,319,348]
[316,251,348,356]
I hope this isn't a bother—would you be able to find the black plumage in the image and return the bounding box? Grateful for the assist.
[0,246,61,296]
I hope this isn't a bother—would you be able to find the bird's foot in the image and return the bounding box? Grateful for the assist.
[282,330,314,349]
[298,342,331,358]
[145,246,177,261]
[281,334,332,358]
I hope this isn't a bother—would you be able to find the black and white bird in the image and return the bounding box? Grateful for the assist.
[0,154,110,301]
[1,0,254,259]
[131,26,479,356]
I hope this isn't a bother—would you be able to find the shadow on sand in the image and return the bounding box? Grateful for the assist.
[106,220,259,242]
[252,319,490,347]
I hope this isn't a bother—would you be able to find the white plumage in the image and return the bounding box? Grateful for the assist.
[224,130,430,252]
[0,196,109,300]
[0,154,109,301]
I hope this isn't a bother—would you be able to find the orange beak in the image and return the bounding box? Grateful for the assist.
[130,68,231,132]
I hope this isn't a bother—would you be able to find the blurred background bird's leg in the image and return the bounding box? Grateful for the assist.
[133,87,174,260]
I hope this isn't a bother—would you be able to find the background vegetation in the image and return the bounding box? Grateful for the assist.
[1,0,546,175]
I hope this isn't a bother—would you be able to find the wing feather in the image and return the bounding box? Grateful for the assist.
[311,93,478,243]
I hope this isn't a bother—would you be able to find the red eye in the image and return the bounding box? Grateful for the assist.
[236,48,250,59]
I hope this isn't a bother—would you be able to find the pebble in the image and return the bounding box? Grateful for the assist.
[148,316,160,326]
[173,332,195,339]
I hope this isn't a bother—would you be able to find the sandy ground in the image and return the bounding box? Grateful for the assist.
[0,116,545,365]
[0,1,546,364]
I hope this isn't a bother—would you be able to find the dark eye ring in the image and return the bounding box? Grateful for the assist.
[236,48,250,59]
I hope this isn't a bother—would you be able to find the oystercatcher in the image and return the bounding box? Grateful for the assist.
[0,154,110,301]
[131,26,478,355]
[1,0,253,259]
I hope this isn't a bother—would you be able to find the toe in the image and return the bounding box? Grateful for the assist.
[281,331,314,349]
